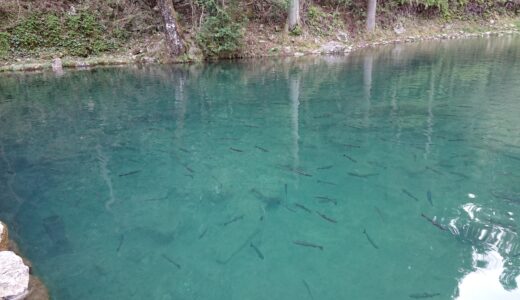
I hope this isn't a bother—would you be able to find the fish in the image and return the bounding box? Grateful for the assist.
[250,243,264,260]
[217,229,261,264]
[118,170,141,177]
[302,280,314,299]
[230,147,244,153]
[421,213,448,231]
[427,190,433,206]
[402,189,419,202]
[425,166,442,175]
[251,188,282,209]
[184,174,194,179]
[316,179,337,186]
[363,228,379,249]
[116,234,124,252]
[315,211,337,223]
[244,124,259,128]
[342,144,361,148]
[448,171,469,179]
[315,196,337,205]
[317,165,333,170]
[182,164,194,173]
[490,190,520,204]
[348,172,379,178]
[255,145,269,152]
[343,154,357,163]
[198,228,208,240]
[278,164,312,177]
[294,203,312,213]
[223,215,244,226]
[293,240,324,251]
[161,254,181,269]
[409,292,441,299]
[374,206,385,222]
[179,147,190,153]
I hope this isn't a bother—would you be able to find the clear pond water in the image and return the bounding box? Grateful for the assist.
[1,36,520,300]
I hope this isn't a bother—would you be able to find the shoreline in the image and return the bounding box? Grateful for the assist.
[0,18,518,73]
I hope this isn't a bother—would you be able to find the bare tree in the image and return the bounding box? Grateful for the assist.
[366,0,377,32]
[158,0,184,56]
[288,0,300,31]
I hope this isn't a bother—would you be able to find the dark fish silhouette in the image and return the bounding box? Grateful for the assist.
[343,154,357,163]
[448,171,469,179]
[409,292,441,299]
[217,229,261,264]
[421,213,447,231]
[316,179,337,186]
[315,196,337,205]
[251,188,281,209]
[342,144,361,148]
[302,280,314,299]
[278,164,312,177]
[116,234,124,252]
[179,148,190,153]
[255,145,269,152]
[230,147,244,153]
[161,254,181,269]
[250,243,264,260]
[223,215,244,226]
[294,203,312,213]
[315,211,337,223]
[348,172,378,178]
[317,165,333,170]
[427,190,433,206]
[118,170,141,177]
[293,240,324,251]
[198,228,208,240]
[425,166,442,175]
[374,206,385,222]
[363,228,379,249]
[182,164,194,173]
[402,189,419,202]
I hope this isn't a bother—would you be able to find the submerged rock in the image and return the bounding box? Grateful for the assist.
[0,251,30,299]
[0,221,8,251]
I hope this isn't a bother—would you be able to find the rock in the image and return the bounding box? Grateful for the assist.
[0,221,8,251]
[293,52,304,57]
[336,31,349,42]
[26,276,49,300]
[51,58,63,74]
[0,251,30,299]
[319,41,346,54]
[394,24,406,35]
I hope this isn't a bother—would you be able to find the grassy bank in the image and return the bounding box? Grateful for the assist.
[0,0,519,72]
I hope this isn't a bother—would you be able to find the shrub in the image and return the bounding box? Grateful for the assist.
[196,12,245,58]
[0,32,9,58]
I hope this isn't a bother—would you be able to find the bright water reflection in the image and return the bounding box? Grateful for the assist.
[0,35,520,299]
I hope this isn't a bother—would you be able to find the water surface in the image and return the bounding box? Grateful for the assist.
[1,36,520,300]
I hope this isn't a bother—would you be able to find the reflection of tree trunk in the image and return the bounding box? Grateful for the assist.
[366,0,377,32]
[363,53,373,125]
[289,73,300,168]
[424,66,435,157]
[288,0,300,31]
[174,73,187,141]
[158,0,184,57]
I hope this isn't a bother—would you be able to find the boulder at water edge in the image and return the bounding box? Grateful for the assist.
[0,251,30,299]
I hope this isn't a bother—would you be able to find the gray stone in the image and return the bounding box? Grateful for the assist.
[0,222,8,251]
[394,24,406,35]
[319,41,346,54]
[51,58,63,75]
[0,251,29,299]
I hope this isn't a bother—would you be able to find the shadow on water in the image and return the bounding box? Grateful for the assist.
[0,36,520,299]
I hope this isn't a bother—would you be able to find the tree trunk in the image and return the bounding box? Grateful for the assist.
[366,0,377,32]
[158,0,184,56]
[288,0,300,31]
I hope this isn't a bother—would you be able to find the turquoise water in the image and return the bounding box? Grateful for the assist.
[1,36,520,300]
